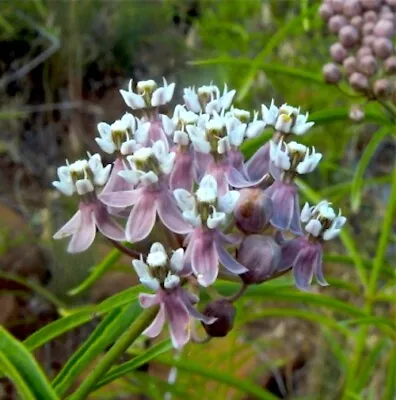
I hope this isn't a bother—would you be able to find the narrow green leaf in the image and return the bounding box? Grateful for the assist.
[321,328,348,369]
[94,340,173,391]
[0,354,36,400]
[154,356,278,400]
[384,345,396,400]
[0,327,59,400]
[24,285,142,350]
[53,303,142,396]
[351,127,389,211]
[68,249,121,296]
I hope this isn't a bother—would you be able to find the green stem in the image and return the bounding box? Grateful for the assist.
[69,306,158,400]
[378,100,396,123]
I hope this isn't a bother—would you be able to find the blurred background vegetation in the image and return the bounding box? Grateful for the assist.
[0,0,394,399]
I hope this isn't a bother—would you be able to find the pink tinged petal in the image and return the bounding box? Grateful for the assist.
[139,292,161,308]
[126,194,157,242]
[279,237,305,270]
[217,231,243,246]
[215,240,247,275]
[179,289,216,324]
[227,167,265,189]
[289,193,303,235]
[67,205,97,253]
[170,152,195,191]
[99,189,142,208]
[53,210,81,240]
[293,244,321,291]
[313,247,328,286]
[246,142,270,181]
[148,120,169,144]
[143,304,166,338]
[93,202,125,241]
[191,234,219,287]
[157,192,192,234]
[163,294,191,349]
[101,159,133,194]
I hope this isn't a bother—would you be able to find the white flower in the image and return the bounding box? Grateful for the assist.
[226,117,246,147]
[226,107,250,122]
[152,140,175,174]
[305,219,322,237]
[323,211,347,241]
[246,111,266,138]
[183,87,201,113]
[147,242,168,267]
[170,249,184,272]
[207,209,226,229]
[186,125,210,153]
[262,100,279,126]
[218,191,240,213]
[296,147,322,174]
[52,165,74,196]
[196,175,218,203]
[88,153,112,186]
[269,140,291,170]
[120,78,175,109]
[293,112,315,135]
[173,189,196,212]
[131,147,153,163]
[300,202,313,222]
[164,273,180,289]
[133,258,160,291]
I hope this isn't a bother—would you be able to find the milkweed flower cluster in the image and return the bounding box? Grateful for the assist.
[320,0,396,119]
[53,78,346,348]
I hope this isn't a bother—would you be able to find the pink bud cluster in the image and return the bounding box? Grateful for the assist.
[320,0,396,108]
[52,78,346,348]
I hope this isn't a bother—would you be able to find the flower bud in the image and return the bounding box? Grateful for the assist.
[359,55,378,76]
[349,72,369,92]
[362,34,375,46]
[384,56,396,74]
[323,63,342,83]
[328,15,348,33]
[339,25,359,47]
[319,3,333,20]
[234,188,272,234]
[380,12,395,22]
[343,56,358,75]
[331,0,344,13]
[384,0,396,7]
[373,79,392,99]
[373,20,394,38]
[237,235,281,284]
[343,0,362,17]
[349,104,365,122]
[330,42,348,63]
[351,15,364,30]
[357,46,373,59]
[363,10,378,23]
[373,37,393,59]
[202,300,236,337]
[361,0,381,10]
[363,21,375,35]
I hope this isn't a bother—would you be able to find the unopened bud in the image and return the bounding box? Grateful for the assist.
[202,300,236,337]
[323,63,342,83]
[343,0,362,17]
[234,188,272,234]
[373,20,394,38]
[384,56,396,74]
[373,37,393,59]
[357,46,373,59]
[359,55,378,76]
[343,56,358,76]
[319,3,333,20]
[351,15,364,30]
[339,25,359,48]
[363,21,375,35]
[361,0,382,11]
[331,0,344,13]
[330,43,348,63]
[349,72,369,92]
[362,34,375,46]
[349,104,365,122]
[237,235,281,284]
[373,79,392,99]
[384,0,396,7]
[328,15,348,33]
[363,10,378,23]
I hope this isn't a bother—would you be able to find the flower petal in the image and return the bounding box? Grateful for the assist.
[314,247,328,286]
[293,246,318,291]
[139,292,160,308]
[215,240,247,275]
[53,210,81,240]
[67,206,96,253]
[279,237,305,270]
[157,192,192,234]
[246,142,270,181]
[179,289,216,324]
[191,233,218,287]
[143,304,166,338]
[93,202,125,241]
[99,189,142,208]
[126,194,157,242]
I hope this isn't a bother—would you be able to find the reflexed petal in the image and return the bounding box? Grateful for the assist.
[135,122,151,144]
[246,142,270,181]
[67,206,96,253]
[314,247,328,286]
[293,244,320,291]
[163,294,190,349]
[170,152,194,191]
[191,234,219,287]
[53,210,81,239]
[279,237,305,270]
[215,241,247,275]
[94,202,125,241]
[143,304,166,338]
[139,293,160,308]
[157,193,192,234]
[99,189,142,208]
[126,195,157,242]
[179,289,216,324]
